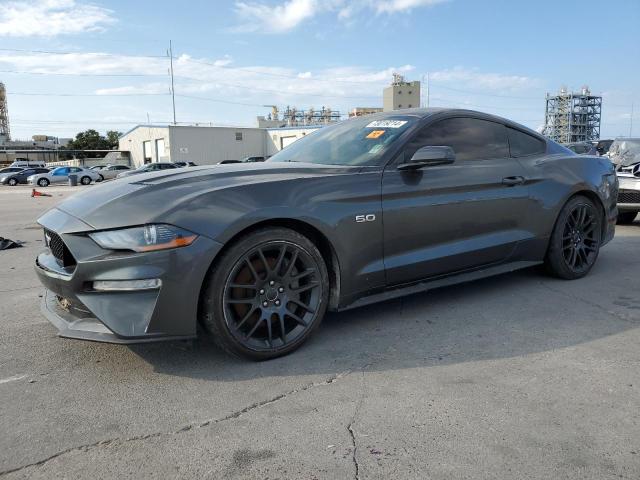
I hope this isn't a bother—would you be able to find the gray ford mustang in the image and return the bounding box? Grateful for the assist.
[34,109,618,360]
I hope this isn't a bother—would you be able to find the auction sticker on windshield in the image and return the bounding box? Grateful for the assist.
[366,130,385,139]
[365,120,408,128]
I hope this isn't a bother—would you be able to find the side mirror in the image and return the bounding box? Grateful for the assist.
[397,146,455,171]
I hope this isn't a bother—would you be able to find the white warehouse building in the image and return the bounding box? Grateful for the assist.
[118,125,321,168]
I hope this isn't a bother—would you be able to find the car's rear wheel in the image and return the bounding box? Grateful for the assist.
[617,211,637,225]
[545,195,602,279]
[38,178,49,187]
[8,178,17,186]
[201,227,329,360]
[80,176,91,185]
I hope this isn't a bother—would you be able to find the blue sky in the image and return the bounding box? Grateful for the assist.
[1,0,638,140]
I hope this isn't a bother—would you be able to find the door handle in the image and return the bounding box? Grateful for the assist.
[502,176,525,186]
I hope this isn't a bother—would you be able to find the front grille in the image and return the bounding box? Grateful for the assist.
[618,191,640,204]
[45,229,76,268]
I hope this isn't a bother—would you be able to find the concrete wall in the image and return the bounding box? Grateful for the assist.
[169,126,267,165]
[266,127,320,156]
[118,126,170,168]
[119,125,323,168]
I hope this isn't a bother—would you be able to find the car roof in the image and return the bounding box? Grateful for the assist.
[362,107,546,140]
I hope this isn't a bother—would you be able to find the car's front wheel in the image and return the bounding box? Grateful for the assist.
[545,195,602,279]
[7,178,17,186]
[617,211,637,225]
[201,227,329,360]
[37,178,49,187]
[80,176,91,185]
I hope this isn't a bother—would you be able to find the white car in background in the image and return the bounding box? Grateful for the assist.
[95,164,131,180]
[27,166,102,187]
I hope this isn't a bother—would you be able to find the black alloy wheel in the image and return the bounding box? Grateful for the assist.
[38,178,49,187]
[80,176,91,185]
[545,195,602,279]
[201,228,329,360]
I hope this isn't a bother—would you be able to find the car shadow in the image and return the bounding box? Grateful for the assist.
[128,249,640,382]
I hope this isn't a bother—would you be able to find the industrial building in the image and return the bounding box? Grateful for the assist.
[543,86,602,144]
[349,107,383,117]
[0,82,9,144]
[257,105,341,128]
[383,73,421,112]
[118,124,320,168]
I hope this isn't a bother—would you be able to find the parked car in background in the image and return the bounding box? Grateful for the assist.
[566,142,598,155]
[9,159,47,168]
[219,156,266,165]
[95,164,131,180]
[90,165,107,171]
[34,108,617,359]
[173,161,198,167]
[27,166,102,187]
[242,156,266,163]
[0,167,25,176]
[1,167,49,186]
[594,139,614,156]
[116,162,178,178]
[607,138,640,224]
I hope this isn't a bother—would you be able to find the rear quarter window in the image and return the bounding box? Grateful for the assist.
[508,128,546,157]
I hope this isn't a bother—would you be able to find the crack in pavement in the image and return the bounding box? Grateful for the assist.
[346,367,369,480]
[0,370,352,477]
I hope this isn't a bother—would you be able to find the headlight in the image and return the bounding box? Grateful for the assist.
[89,224,198,252]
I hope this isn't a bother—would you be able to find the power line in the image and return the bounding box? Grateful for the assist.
[0,47,166,59]
[0,69,165,78]
[10,92,169,97]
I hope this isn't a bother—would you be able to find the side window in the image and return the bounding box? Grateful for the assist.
[405,117,509,161]
[507,128,546,157]
[70,167,82,173]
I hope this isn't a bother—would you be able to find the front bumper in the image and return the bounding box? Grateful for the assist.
[617,176,640,211]
[34,208,223,343]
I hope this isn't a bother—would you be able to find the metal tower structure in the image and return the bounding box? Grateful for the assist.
[0,82,9,143]
[544,86,601,144]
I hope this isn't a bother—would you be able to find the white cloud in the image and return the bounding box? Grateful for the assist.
[368,0,449,14]
[233,0,449,32]
[233,0,319,33]
[430,67,538,91]
[0,0,115,37]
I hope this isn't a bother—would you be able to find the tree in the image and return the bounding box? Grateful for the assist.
[66,129,122,150]
[64,129,122,158]
[106,130,122,149]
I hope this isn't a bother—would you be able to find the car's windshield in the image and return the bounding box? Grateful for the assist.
[267,115,418,166]
[608,139,640,166]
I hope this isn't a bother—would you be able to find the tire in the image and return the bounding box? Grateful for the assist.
[7,178,17,186]
[617,211,637,225]
[80,176,91,185]
[97,174,104,182]
[200,227,329,360]
[545,195,602,280]
[38,178,49,187]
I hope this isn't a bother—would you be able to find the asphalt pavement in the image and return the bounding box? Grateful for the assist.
[0,185,639,479]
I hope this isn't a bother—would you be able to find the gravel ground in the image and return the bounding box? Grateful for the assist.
[0,185,639,479]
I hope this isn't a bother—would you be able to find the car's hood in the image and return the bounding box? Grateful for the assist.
[47,162,360,231]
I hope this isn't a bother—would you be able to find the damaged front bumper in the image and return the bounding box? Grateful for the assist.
[35,207,223,344]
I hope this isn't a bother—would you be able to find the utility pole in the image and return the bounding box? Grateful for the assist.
[169,40,176,125]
